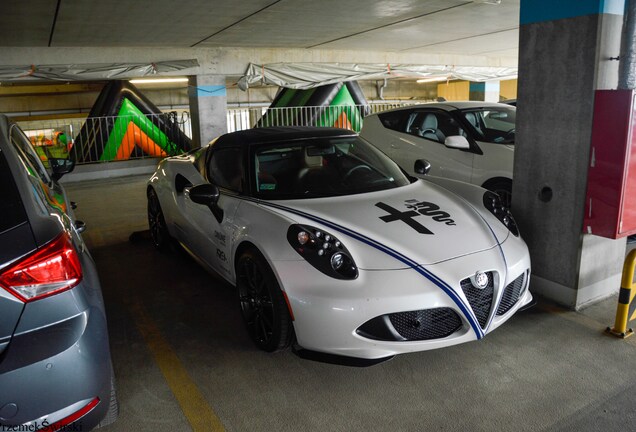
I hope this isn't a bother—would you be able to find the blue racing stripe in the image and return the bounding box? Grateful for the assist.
[256,199,484,339]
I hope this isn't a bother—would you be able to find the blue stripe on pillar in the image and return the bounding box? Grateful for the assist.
[520,0,624,25]
[470,82,485,92]
[196,85,227,97]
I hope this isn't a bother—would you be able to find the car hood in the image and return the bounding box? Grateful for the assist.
[262,180,504,269]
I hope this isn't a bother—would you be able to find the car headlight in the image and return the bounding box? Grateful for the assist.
[287,224,358,280]
[483,191,519,237]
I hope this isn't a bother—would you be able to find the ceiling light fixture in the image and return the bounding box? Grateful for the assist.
[129,77,188,84]
[416,76,450,84]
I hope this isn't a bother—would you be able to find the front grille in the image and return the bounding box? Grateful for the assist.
[460,272,494,329]
[388,308,462,341]
[496,273,526,316]
[356,308,462,341]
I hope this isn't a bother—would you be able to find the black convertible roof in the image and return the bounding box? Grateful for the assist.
[211,126,358,148]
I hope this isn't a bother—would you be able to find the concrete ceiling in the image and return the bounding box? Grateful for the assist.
[1,0,519,58]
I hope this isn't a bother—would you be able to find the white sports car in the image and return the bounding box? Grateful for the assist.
[361,102,516,206]
[147,127,532,362]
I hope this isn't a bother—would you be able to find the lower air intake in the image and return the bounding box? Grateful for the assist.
[389,308,462,341]
[356,308,462,341]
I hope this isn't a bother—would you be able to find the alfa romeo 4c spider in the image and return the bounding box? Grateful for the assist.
[147,127,531,361]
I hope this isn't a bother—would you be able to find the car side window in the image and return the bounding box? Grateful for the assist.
[8,125,56,214]
[9,125,52,184]
[378,110,406,132]
[0,150,28,233]
[207,148,244,193]
[405,111,467,145]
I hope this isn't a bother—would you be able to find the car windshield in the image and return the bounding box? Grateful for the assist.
[252,135,412,199]
[459,107,516,144]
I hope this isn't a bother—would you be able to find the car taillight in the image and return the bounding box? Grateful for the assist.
[40,397,100,432]
[0,232,82,303]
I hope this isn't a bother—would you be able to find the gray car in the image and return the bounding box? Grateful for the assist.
[0,115,117,430]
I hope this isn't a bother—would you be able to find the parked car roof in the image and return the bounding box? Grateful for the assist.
[211,126,358,148]
[374,101,514,114]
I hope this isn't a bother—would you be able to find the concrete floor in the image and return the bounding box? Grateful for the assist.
[64,174,636,432]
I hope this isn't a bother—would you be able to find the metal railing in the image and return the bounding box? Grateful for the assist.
[17,103,414,165]
[226,103,415,133]
[19,112,192,165]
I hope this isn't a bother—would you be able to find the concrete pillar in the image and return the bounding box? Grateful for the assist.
[514,0,626,308]
[188,74,227,147]
[469,81,500,102]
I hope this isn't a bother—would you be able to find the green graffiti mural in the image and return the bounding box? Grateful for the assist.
[100,98,180,161]
[260,81,368,132]
[72,80,193,163]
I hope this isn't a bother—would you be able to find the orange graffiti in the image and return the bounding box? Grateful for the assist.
[333,112,352,130]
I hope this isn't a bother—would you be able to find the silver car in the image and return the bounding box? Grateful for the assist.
[0,116,117,430]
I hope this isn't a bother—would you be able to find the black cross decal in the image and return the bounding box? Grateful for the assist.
[375,202,433,235]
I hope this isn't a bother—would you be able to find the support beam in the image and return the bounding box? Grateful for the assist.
[0,47,518,81]
[188,75,227,148]
[469,81,500,102]
[514,0,627,309]
[0,83,104,97]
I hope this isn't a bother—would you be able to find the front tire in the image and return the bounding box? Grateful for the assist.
[236,249,293,352]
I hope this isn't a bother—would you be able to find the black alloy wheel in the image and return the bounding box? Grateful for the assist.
[237,249,293,352]
[147,188,170,251]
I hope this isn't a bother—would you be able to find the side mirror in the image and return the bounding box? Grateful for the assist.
[414,159,431,175]
[188,183,224,223]
[188,184,220,206]
[49,158,75,181]
[74,220,86,234]
[444,135,470,150]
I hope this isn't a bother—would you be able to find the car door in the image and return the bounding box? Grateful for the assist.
[385,109,475,183]
[182,147,244,278]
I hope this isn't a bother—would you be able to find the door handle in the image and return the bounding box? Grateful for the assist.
[74,220,86,234]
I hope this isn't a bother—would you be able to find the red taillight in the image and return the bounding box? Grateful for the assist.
[40,397,100,432]
[0,232,82,303]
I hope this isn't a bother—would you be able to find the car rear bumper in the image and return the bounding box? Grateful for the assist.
[273,239,531,359]
[0,284,112,429]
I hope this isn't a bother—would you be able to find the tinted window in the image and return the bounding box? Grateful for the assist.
[459,107,516,144]
[378,110,404,132]
[0,150,28,234]
[207,148,244,192]
[253,136,411,199]
[404,110,466,144]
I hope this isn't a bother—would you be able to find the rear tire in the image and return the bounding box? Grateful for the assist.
[236,249,293,352]
[147,188,171,251]
[97,365,119,428]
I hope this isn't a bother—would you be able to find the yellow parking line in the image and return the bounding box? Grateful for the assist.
[127,298,226,432]
[539,303,636,348]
